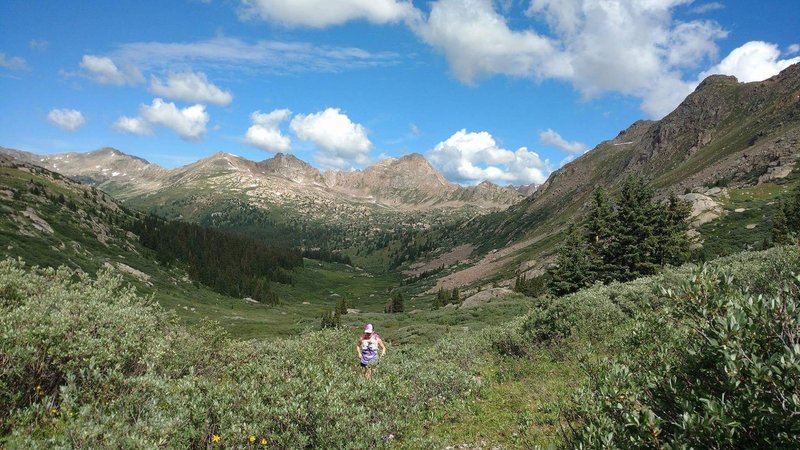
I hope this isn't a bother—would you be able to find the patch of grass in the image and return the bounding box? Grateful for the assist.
[397,352,578,449]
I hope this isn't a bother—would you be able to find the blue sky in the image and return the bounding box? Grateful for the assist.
[1,0,798,185]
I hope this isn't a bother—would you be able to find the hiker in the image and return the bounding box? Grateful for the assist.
[357,323,386,379]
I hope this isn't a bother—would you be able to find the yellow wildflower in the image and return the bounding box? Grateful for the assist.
[261,438,268,446]
[249,436,256,443]
[50,407,58,415]
[212,434,221,443]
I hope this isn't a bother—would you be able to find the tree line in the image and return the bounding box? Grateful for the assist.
[128,215,304,304]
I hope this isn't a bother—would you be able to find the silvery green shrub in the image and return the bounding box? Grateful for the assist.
[569,256,800,448]
[0,258,482,448]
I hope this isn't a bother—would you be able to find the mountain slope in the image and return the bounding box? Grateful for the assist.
[430,63,800,290]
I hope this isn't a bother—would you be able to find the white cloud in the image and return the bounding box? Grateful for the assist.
[789,44,800,55]
[539,129,587,153]
[0,52,27,70]
[414,0,561,84]
[689,2,724,14]
[79,55,143,85]
[410,0,736,117]
[110,37,401,75]
[113,116,153,136]
[47,109,86,131]
[113,98,208,141]
[150,71,233,106]
[428,129,550,185]
[244,109,292,153]
[238,0,418,27]
[700,41,800,83]
[290,108,372,169]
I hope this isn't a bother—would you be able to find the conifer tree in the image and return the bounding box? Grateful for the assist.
[786,185,800,234]
[772,203,791,245]
[450,288,460,305]
[605,177,659,281]
[549,223,599,296]
[653,193,692,266]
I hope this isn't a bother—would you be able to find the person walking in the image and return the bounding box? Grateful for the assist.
[357,323,386,379]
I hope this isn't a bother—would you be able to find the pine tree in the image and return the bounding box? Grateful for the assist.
[320,309,340,329]
[450,288,460,305]
[653,193,692,266]
[335,298,350,315]
[772,203,791,245]
[433,288,447,309]
[605,177,659,281]
[586,187,614,252]
[548,223,599,296]
[786,185,800,234]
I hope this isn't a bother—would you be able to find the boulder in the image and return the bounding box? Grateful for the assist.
[458,287,514,309]
[679,193,723,227]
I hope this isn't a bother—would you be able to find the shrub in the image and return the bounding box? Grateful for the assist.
[0,258,484,447]
[568,263,800,448]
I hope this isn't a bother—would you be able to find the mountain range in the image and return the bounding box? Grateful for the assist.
[2,63,800,294]
[0,147,534,209]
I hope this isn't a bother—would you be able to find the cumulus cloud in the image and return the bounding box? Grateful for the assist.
[789,44,800,55]
[79,54,143,85]
[238,0,418,27]
[244,109,292,153]
[114,98,208,141]
[414,0,562,83]
[528,0,728,117]
[539,129,587,154]
[699,41,800,82]
[47,109,86,131]
[113,116,153,136]
[428,129,550,185]
[407,0,739,117]
[290,108,372,169]
[0,52,27,70]
[149,71,233,106]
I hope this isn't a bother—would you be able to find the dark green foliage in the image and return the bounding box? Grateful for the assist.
[335,297,351,315]
[432,288,448,309]
[549,177,692,295]
[772,202,791,245]
[301,248,352,265]
[385,290,405,313]
[513,273,550,298]
[787,185,800,233]
[604,177,660,280]
[549,223,599,296]
[128,214,301,303]
[653,192,692,266]
[319,309,340,329]
[450,287,460,305]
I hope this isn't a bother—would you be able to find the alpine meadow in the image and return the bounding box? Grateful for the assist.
[2,1,800,448]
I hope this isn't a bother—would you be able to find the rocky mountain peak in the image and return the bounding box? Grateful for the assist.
[694,74,739,92]
[257,153,323,183]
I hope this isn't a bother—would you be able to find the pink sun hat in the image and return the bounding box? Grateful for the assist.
[364,323,374,333]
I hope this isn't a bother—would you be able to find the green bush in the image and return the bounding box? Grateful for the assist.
[0,258,484,448]
[568,261,800,448]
